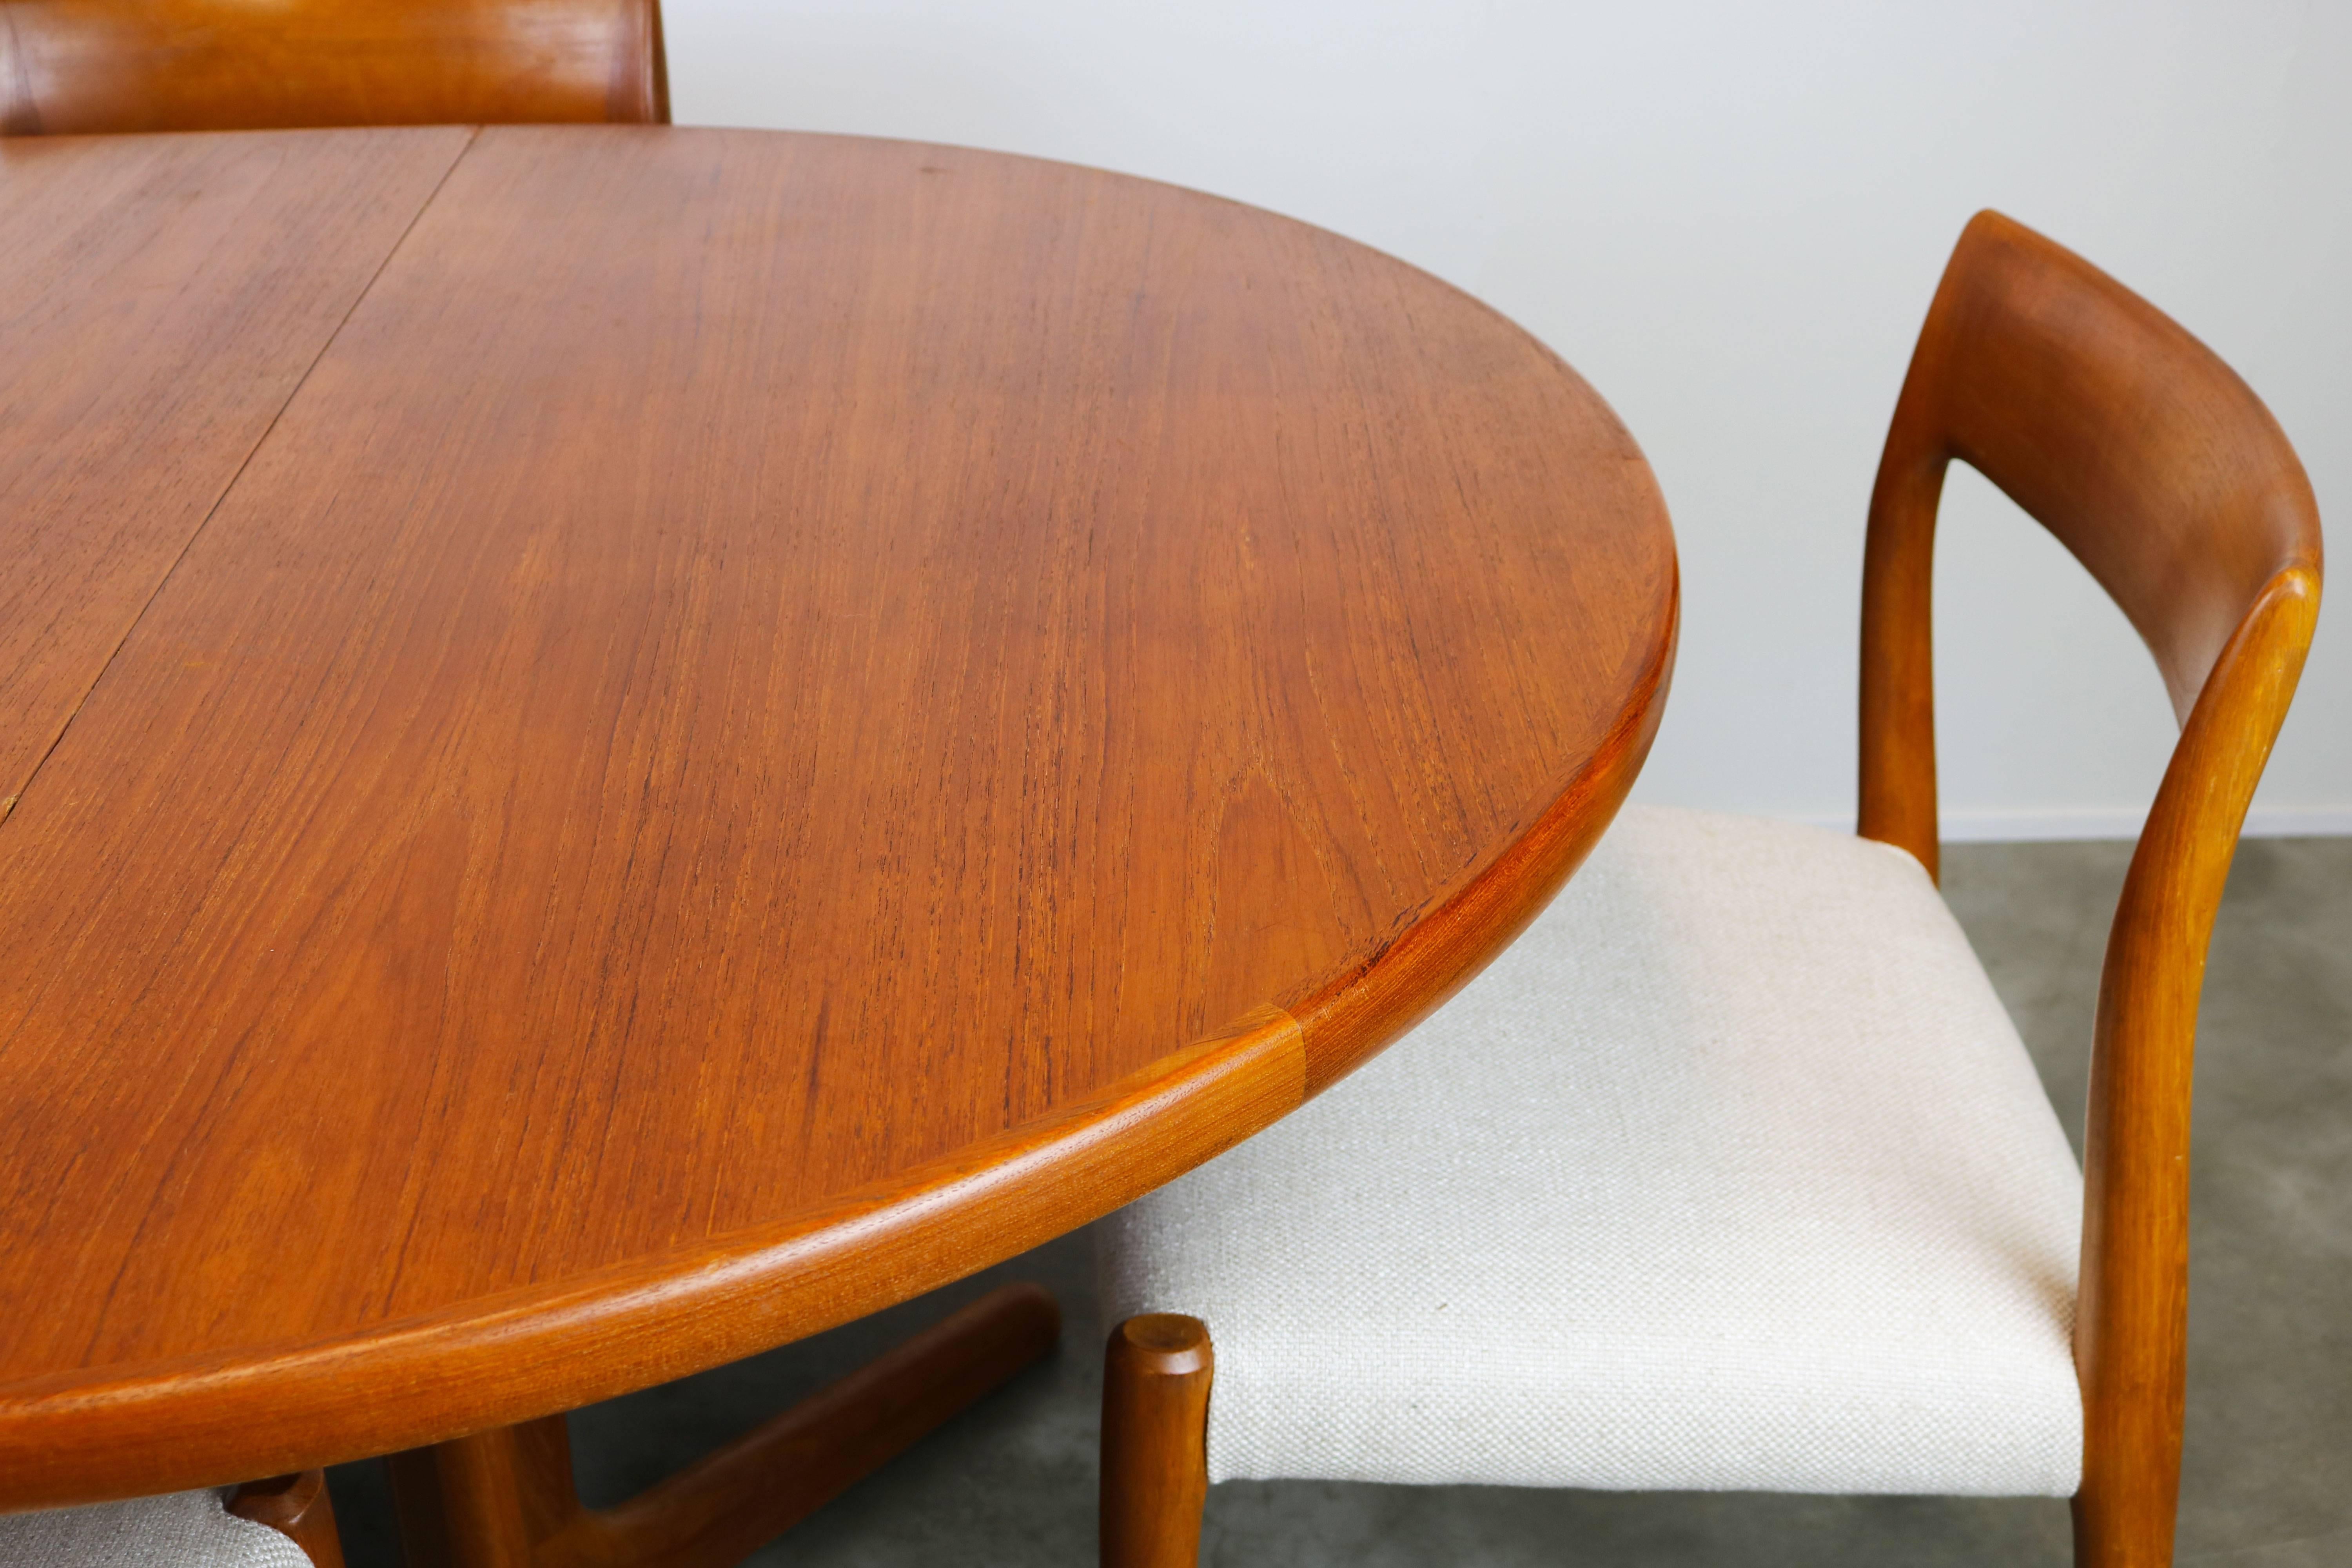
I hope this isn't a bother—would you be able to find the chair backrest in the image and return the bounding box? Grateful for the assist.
[1857,209,2320,1563]
[0,0,668,134]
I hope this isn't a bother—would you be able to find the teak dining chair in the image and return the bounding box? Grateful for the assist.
[0,0,668,134]
[1096,210,2322,1568]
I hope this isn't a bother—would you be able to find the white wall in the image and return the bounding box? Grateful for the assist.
[665,0,2347,838]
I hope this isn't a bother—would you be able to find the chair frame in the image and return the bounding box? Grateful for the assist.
[1859,210,2321,1567]
[1100,210,2323,1568]
[228,1472,346,1568]
[0,0,670,135]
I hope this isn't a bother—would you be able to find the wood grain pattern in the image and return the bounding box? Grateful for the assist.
[0,127,1675,1506]
[1100,1315,1213,1568]
[388,1426,544,1568]
[1857,211,2322,1568]
[0,0,667,134]
[0,126,470,820]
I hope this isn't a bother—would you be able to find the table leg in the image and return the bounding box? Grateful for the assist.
[387,1423,554,1568]
[387,1282,1060,1568]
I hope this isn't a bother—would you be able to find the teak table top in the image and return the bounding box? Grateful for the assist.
[0,125,1676,1506]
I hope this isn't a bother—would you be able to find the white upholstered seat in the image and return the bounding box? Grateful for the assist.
[1099,805,2085,1496]
[0,1490,308,1568]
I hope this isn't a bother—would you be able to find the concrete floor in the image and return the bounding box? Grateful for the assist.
[327,837,2352,1566]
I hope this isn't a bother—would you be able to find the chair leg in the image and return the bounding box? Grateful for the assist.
[2071,1316,2185,1568]
[1101,1314,1212,1568]
[228,1471,347,1568]
[2071,1472,2178,1568]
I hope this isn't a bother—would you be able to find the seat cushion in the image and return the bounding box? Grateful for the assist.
[1098,806,2085,1496]
[0,1489,309,1567]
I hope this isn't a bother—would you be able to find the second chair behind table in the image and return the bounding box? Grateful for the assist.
[1095,209,2321,1568]
[0,0,668,136]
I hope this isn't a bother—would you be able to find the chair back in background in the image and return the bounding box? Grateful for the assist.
[0,0,668,133]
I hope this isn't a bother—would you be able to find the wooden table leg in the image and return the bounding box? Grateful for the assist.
[388,1283,1060,1568]
[387,1420,566,1568]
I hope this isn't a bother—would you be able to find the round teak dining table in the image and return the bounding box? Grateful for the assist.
[0,123,1676,1555]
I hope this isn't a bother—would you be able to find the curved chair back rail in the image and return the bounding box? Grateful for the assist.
[1857,209,2323,1567]
[0,0,669,133]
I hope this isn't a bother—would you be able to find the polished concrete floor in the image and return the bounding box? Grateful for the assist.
[327,837,2352,1566]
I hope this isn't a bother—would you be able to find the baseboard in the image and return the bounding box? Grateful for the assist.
[1944,807,2352,841]
[1789,807,2352,841]
[2240,807,2352,838]
[1935,809,2146,842]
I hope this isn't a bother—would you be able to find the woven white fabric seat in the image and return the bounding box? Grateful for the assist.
[1099,805,2086,1496]
[0,1489,308,1568]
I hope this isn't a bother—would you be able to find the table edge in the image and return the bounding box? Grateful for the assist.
[0,568,1674,1506]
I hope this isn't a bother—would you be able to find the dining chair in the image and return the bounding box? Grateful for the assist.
[1095,210,2323,1568]
[0,1474,339,1566]
[0,0,668,134]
